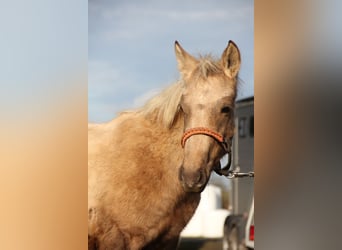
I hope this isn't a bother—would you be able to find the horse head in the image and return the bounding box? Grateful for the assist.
[175,41,241,192]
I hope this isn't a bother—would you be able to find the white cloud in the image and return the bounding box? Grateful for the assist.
[132,87,163,108]
[88,60,139,98]
[88,59,164,121]
[94,0,253,41]
[99,0,252,22]
[88,61,120,86]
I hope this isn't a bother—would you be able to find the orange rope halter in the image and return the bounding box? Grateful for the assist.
[181,127,225,148]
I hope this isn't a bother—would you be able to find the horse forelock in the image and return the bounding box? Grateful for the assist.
[195,54,223,78]
[192,54,241,91]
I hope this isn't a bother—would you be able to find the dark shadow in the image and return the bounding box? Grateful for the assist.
[178,237,222,250]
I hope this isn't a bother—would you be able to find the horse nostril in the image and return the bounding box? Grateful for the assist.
[195,170,202,183]
[187,170,201,186]
[179,165,206,192]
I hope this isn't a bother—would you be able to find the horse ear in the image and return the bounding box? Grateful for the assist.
[221,40,241,79]
[174,41,198,77]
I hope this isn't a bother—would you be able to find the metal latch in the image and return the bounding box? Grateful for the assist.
[227,171,254,178]
[226,166,254,178]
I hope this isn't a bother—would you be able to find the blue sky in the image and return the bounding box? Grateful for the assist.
[89,0,254,122]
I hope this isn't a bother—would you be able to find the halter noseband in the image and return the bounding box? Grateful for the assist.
[181,127,232,176]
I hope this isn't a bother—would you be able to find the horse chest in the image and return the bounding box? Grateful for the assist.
[135,193,201,249]
[173,193,201,225]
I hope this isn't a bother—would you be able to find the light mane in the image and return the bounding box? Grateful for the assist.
[136,55,225,129]
[137,80,185,129]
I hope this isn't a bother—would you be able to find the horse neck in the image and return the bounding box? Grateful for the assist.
[145,112,185,186]
[157,114,184,166]
[138,112,200,206]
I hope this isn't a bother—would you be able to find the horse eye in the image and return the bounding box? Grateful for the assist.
[221,106,231,114]
[180,105,188,115]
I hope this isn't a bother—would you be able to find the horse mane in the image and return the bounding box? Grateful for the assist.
[137,80,185,129]
[133,55,228,129]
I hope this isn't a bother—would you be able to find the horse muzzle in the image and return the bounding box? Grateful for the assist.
[178,165,207,193]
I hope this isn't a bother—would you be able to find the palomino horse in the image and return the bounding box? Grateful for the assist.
[88,41,241,249]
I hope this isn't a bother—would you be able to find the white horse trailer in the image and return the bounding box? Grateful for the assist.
[223,97,254,250]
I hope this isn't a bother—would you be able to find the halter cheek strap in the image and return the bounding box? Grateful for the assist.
[181,127,232,176]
